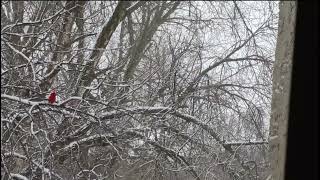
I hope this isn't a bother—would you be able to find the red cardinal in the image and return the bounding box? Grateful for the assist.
[48,89,56,104]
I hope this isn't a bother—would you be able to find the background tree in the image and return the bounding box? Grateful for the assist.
[1,1,279,179]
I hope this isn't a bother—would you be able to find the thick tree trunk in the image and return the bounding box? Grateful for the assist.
[269,1,297,180]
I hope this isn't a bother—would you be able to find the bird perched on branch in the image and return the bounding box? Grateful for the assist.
[48,89,56,104]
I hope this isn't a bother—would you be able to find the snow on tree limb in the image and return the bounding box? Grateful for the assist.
[1,94,97,122]
[9,174,29,180]
[1,93,41,106]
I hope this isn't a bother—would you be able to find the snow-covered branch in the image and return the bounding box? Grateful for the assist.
[1,94,42,106]
[100,106,172,120]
